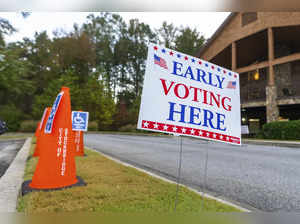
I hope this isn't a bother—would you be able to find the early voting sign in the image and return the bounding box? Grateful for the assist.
[137,44,241,145]
[72,111,89,131]
[45,92,64,134]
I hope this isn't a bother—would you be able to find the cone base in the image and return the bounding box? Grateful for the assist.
[21,176,86,196]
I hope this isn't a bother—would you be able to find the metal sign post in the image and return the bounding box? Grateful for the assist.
[174,135,183,211]
[201,146,209,211]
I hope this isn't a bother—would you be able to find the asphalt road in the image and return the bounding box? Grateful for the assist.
[0,139,24,178]
[85,133,300,212]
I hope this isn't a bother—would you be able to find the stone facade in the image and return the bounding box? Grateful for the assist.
[242,100,266,108]
[266,86,279,123]
[274,44,293,98]
[275,63,293,98]
[278,97,300,106]
[291,61,300,96]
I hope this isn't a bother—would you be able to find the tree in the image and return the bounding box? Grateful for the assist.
[0,12,208,131]
[0,12,30,47]
[126,19,157,97]
[175,27,205,56]
[82,13,127,96]
[32,68,115,130]
[0,45,33,129]
[0,18,15,47]
[113,37,131,90]
[157,21,178,49]
[17,31,58,96]
[53,30,96,85]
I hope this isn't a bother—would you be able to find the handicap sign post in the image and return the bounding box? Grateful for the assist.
[72,111,89,131]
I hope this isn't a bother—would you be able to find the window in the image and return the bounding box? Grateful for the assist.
[242,12,257,27]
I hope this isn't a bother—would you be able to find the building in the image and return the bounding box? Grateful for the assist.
[197,12,300,133]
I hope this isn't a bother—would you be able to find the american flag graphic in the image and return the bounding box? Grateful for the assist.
[154,54,168,69]
[227,81,236,89]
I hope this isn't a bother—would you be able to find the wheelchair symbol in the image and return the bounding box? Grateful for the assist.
[74,113,85,124]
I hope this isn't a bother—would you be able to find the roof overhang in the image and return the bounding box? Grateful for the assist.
[196,12,238,58]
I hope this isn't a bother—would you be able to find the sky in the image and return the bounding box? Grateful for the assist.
[0,12,230,43]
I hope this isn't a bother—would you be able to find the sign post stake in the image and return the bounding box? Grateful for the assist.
[174,135,183,212]
[201,146,209,211]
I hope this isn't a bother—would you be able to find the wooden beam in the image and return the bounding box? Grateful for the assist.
[268,28,274,61]
[236,52,300,74]
[231,42,237,71]
[272,52,300,66]
[236,61,269,74]
[268,27,275,86]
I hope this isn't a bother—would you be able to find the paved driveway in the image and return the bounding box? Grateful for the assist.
[0,139,25,178]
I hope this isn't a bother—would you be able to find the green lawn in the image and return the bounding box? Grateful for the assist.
[18,141,241,213]
[244,138,300,142]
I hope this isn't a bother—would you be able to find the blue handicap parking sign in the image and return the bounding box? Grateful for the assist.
[72,111,89,131]
[45,92,64,134]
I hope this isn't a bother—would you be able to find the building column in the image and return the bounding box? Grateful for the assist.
[266,27,279,123]
[231,42,237,71]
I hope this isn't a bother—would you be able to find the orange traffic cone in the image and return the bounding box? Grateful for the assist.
[29,87,78,189]
[34,122,40,137]
[33,107,51,157]
[74,130,84,156]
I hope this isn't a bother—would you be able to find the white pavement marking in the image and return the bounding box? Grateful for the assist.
[0,138,32,212]
[86,146,251,212]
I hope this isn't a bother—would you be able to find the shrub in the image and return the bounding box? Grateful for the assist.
[0,104,22,132]
[88,121,98,131]
[119,124,137,132]
[262,120,300,140]
[19,120,39,132]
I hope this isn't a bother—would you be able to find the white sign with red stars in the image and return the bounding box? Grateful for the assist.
[137,44,241,145]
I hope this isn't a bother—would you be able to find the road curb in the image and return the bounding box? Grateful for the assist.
[86,146,251,212]
[243,139,300,148]
[0,137,32,212]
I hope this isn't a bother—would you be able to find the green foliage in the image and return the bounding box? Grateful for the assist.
[19,120,39,132]
[82,12,127,96]
[175,27,205,56]
[32,69,78,119]
[0,47,34,114]
[125,19,157,97]
[0,17,15,46]
[88,121,98,131]
[0,13,206,132]
[0,104,22,131]
[157,22,177,49]
[118,124,137,132]
[262,120,300,140]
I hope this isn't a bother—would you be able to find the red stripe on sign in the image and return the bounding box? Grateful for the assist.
[142,120,240,144]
